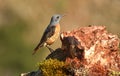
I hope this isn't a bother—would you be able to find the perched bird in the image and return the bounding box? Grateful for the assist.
[33,14,63,55]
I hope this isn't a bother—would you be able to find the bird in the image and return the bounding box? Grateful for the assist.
[32,14,63,55]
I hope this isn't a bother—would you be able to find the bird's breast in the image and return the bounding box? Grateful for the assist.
[46,24,60,45]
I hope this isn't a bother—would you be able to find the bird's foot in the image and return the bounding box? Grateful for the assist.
[46,46,54,52]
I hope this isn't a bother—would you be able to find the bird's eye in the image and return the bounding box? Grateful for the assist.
[56,16,59,19]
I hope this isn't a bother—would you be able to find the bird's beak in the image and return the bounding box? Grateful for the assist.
[62,14,66,17]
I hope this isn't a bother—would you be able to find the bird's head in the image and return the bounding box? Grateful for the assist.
[50,14,64,25]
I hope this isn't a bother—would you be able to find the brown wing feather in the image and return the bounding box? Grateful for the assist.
[32,25,56,55]
[39,26,56,45]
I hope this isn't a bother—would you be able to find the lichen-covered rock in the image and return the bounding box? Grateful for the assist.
[60,25,120,76]
[21,25,120,76]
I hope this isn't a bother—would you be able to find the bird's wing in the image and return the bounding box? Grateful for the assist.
[39,25,56,45]
[33,25,56,55]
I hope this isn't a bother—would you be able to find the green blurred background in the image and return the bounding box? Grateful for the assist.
[0,0,120,76]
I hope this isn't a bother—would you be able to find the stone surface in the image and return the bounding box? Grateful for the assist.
[21,26,120,76]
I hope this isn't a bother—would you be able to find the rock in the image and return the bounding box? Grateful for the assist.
[21,25,120,76]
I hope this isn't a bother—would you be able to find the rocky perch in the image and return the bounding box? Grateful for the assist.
[21,26,120,76]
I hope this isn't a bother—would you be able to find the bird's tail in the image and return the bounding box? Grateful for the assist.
[32,43,42,55]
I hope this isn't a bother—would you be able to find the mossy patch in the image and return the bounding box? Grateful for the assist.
[37,59,67,76]
[108,70,120,76]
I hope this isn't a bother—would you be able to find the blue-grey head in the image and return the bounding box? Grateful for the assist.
[49,14,63,26]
